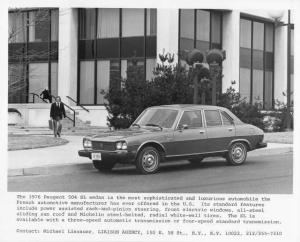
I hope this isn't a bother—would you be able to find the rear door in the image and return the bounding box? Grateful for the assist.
[167,109,207,157]
[204,109,235,152]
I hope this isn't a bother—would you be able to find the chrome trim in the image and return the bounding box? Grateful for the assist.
[165,149,228,158]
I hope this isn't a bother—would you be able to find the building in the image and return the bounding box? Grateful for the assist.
[8,8,294,127]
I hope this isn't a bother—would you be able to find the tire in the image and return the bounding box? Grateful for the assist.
[226,142,247,165]
[136,146,161,174]
[188,157,204,165]
[93,160,115,172]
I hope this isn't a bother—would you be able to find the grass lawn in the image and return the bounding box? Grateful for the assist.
[264,131,293,144]
[8,135,68,151]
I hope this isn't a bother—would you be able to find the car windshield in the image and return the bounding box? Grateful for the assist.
[134,108,179,129]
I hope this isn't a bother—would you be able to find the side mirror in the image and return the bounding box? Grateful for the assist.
[178,124,188,131]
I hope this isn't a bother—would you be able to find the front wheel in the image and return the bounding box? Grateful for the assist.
[136,146,161,174]
[226,142,247,165]
[93,160,115,172]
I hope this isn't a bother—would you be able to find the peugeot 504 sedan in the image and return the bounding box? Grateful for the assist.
[78,105,267,174]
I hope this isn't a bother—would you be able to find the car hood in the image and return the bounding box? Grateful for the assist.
[91,128,161,142]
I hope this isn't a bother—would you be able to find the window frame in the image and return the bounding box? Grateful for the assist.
[239,15,275,109]
[220,110,234,126]
[77,8,157,105]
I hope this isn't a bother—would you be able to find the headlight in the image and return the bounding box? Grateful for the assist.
[83,138,92,149]
[116,141,127,150]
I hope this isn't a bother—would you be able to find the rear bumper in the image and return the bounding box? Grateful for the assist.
[256,142,267,149]
[78,149,135,163]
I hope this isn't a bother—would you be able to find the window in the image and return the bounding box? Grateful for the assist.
[221,111,233,125]
[204,110,222,127]
[239,18,274,109]
[79,61,95,104]
[29,10,50,42]
[8,8,59,104]
[178,111,203,128]
[78,8,157,105]
[179,9,222,57]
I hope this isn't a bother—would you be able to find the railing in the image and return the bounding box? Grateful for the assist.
[29,93,48,103]
[66,96,89,112]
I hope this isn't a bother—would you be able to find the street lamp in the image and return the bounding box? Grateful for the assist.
[269,10,293,130]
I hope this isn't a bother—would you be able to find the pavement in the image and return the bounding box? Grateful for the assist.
[7,135,293,177]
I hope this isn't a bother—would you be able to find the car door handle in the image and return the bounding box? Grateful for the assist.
[228,128,233,131]
[199,130,205,134]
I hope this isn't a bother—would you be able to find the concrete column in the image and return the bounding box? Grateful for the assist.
[157,9,179,64]
[222,10,240,93]
[58,8,78,105]
[274,25,288,104]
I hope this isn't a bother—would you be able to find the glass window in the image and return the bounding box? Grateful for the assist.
[146,9,157,36]
[221,111,233,125]
[239,68,251,101]
[51,10,59,41]
[50,62,58,97]
[97,8,119,38]
[180,9,194,51]
[146,58,156,81]
[9,12,27,43]
[28,63,49,103]
[240,19,251,48]
[79,9,96,40]
[196,10,210,41]
[122,9,144,37]
[211,11,221,45]
[29,10,50,42]
[264,71,273,110]
[252,69,263,103]
[97,60,110,104]
[253,22,264,50]
[265,23,274,52]
[178,110,203,128]
[8,64,27,103]
[79,61,95,104]
[205,110,222,127]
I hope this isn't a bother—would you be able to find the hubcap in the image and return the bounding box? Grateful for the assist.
[142,150,158,172]
[231,144,245,163]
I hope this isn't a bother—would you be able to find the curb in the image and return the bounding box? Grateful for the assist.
[8,146,293,177]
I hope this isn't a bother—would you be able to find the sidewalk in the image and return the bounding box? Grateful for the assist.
[7,136,293,177]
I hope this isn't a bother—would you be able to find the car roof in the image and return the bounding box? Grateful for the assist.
[148,104,229,111]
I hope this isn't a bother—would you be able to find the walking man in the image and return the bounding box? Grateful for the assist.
[50,96,66,137]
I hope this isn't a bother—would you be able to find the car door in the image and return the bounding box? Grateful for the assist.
[204,109,236,153]
[166,110,208,157]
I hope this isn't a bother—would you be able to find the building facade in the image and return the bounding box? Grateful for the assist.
[8,8,294,127]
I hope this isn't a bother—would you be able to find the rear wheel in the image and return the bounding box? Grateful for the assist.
[136,146,161,174]
[93,160,115,172]
[226,142,247,165]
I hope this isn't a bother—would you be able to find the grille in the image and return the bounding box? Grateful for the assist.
[92,141,115,151]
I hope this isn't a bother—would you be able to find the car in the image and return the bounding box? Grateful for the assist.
[78,105,267,174]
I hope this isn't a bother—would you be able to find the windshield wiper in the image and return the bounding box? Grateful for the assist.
[145,123,163,130]
[131,123,141,128]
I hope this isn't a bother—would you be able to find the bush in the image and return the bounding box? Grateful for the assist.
[104,54,192,129]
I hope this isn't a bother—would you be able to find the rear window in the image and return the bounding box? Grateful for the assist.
[204,110,222,127]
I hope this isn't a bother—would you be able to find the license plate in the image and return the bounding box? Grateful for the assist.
[92,153,101,160]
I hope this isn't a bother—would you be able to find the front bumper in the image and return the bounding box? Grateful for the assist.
[256,142,267,149]
[78,149,136,163]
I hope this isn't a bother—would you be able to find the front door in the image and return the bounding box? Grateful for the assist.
[204,109,236,152]
[166,110,207,157]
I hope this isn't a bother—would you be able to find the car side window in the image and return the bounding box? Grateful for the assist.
[178,110,203,128]
[221,111,234,125]
[204,110,222,127]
